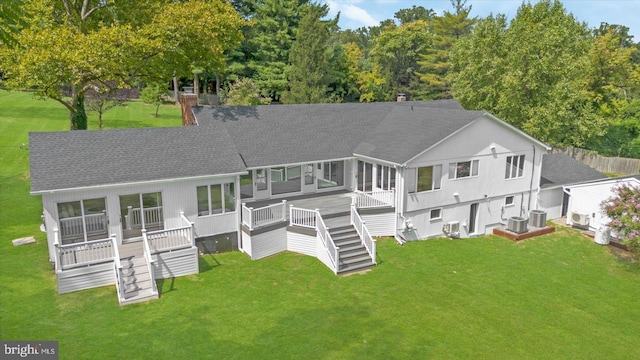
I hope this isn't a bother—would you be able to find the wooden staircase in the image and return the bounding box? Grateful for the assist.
[116,241,158,305]
[326,216,375,274]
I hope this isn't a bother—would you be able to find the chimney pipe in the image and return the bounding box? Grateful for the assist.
[397,93,407,102]
[180,91,198,126]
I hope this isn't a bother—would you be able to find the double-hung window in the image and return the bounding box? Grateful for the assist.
[414,165,442,192]
[448,160,479,179]
[197,183,235,216]
[505,155,525,179]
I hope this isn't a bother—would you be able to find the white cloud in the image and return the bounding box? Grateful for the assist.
[327,1,380,28]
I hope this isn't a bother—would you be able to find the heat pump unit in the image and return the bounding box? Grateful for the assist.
[443,221,460,238]
[508,216,528,234]
[529,210,547,228]
[571,212,589,227]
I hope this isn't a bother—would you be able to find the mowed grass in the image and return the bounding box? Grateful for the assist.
[1,90,640,359]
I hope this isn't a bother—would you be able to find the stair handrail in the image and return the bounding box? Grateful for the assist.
[141,229,159,295]
[314,210,339,272]
[111,234,125,303]
[52,228,62,273]
[350,204,377,264]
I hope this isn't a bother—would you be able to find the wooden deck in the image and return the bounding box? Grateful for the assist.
[245,190,354,217]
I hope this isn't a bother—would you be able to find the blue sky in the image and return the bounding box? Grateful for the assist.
[321,0,640,40]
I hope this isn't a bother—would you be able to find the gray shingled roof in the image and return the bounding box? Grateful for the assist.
[30,126,246,192]
[540,153,606,189]
[194,101,484,167]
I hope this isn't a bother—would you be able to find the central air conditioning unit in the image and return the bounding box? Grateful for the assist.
[443,221,460,238]
[529,210,547,228]
[508,216,528,234]
[571,212,590,227]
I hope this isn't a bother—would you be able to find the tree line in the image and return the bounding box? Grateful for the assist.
[1,0,639,158]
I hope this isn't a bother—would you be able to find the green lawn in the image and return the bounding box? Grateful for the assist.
[1,90,640,359]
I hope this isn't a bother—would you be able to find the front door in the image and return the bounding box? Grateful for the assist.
[254,168,270,200]
[119,192,164,242]
[469,202,479,235]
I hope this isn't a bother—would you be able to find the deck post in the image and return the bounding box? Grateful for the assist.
[53,228,61,272]
[289,204,294,226]
[281,200,287,221]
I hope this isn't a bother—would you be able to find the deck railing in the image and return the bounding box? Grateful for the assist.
[241,200,287,230]
[125,206,163,230]
[350,205,376,264]
[141,230,159,295]
[353,189,395,208]
[290,207,338,272]
[53,228,117,270]
[59,212,108,239]
[146,212,195,253]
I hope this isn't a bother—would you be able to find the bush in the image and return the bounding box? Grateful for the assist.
[601,183,640,260]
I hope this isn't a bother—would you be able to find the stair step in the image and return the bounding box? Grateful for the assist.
[339,247,369,257]
[123,279,154,294]
[330,228,358,237]
[120,289,159,305]
[122,271,151,285]
[340,253,373,265]
[338,259,375,275]
[332,231,359,240]
[333,237,361,247]
[121,264,149,277]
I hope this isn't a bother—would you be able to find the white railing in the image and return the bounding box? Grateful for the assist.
[289,206,317,229]
[145,212,195,253]
[59,212,108,239]
[141,230,159,295]
[111,235,125,304]
[289,207,338,272]
[353,189,395,208]
[242,200,287,230]
[125,206,163,230]
[54,228,116,270]
[350,205,377,264]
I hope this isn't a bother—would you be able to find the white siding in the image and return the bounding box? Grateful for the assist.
[362,212,395,236]
[246,227,287,260]
[57,262,115,294]
[41,175,239,262]
[242,231,252,257]
[316,234,336,273]
[287,230,317,256]
[152,247,199,279]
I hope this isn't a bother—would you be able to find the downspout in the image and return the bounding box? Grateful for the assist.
[527,145,536,211]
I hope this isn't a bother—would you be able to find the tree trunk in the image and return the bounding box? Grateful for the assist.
[173,73,180,105]
[70,94,88,130]
[154,104,160,118]
[194,72,200,95]
[98,112,103,129]
[215,73,220,94]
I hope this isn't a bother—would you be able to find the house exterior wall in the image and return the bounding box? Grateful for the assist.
[538,187,565,220]
[243,227,287,260]
[400,116,546,240]
[40,174,241,262]
[565,178,640,230]
[287,228,317,257]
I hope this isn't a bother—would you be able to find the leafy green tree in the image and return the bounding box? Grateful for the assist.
[450,0,605,146]
[223,77,270,105]
[601,184,640,260]
[370,20,432,99]
[417,0,477,99]
[344,42,385,102]
[85,88,127,128]
[0,0,25,47]
[393,5,435,25]
[140,83,167,118]
[1,0,244,130]
[282,4,337,104]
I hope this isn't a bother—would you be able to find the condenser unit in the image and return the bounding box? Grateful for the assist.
[529,210,547,228]
[443,221,460,238]
[571,212,590,227]
[508,216,528,234]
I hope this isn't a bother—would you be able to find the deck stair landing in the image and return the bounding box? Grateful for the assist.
[325,216,375,274]
[118,242,159,305]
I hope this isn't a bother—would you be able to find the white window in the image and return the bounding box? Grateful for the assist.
[197,183,235,216]
[448,160,479,179]
[505,155,525,179]
[430,208,442,220]
[505,195,515,207]
[413,165,442,193]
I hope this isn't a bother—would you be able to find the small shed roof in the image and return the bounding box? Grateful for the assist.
[540,153,607,189]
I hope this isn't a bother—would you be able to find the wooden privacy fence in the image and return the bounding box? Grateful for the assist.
[552,147,640,175]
